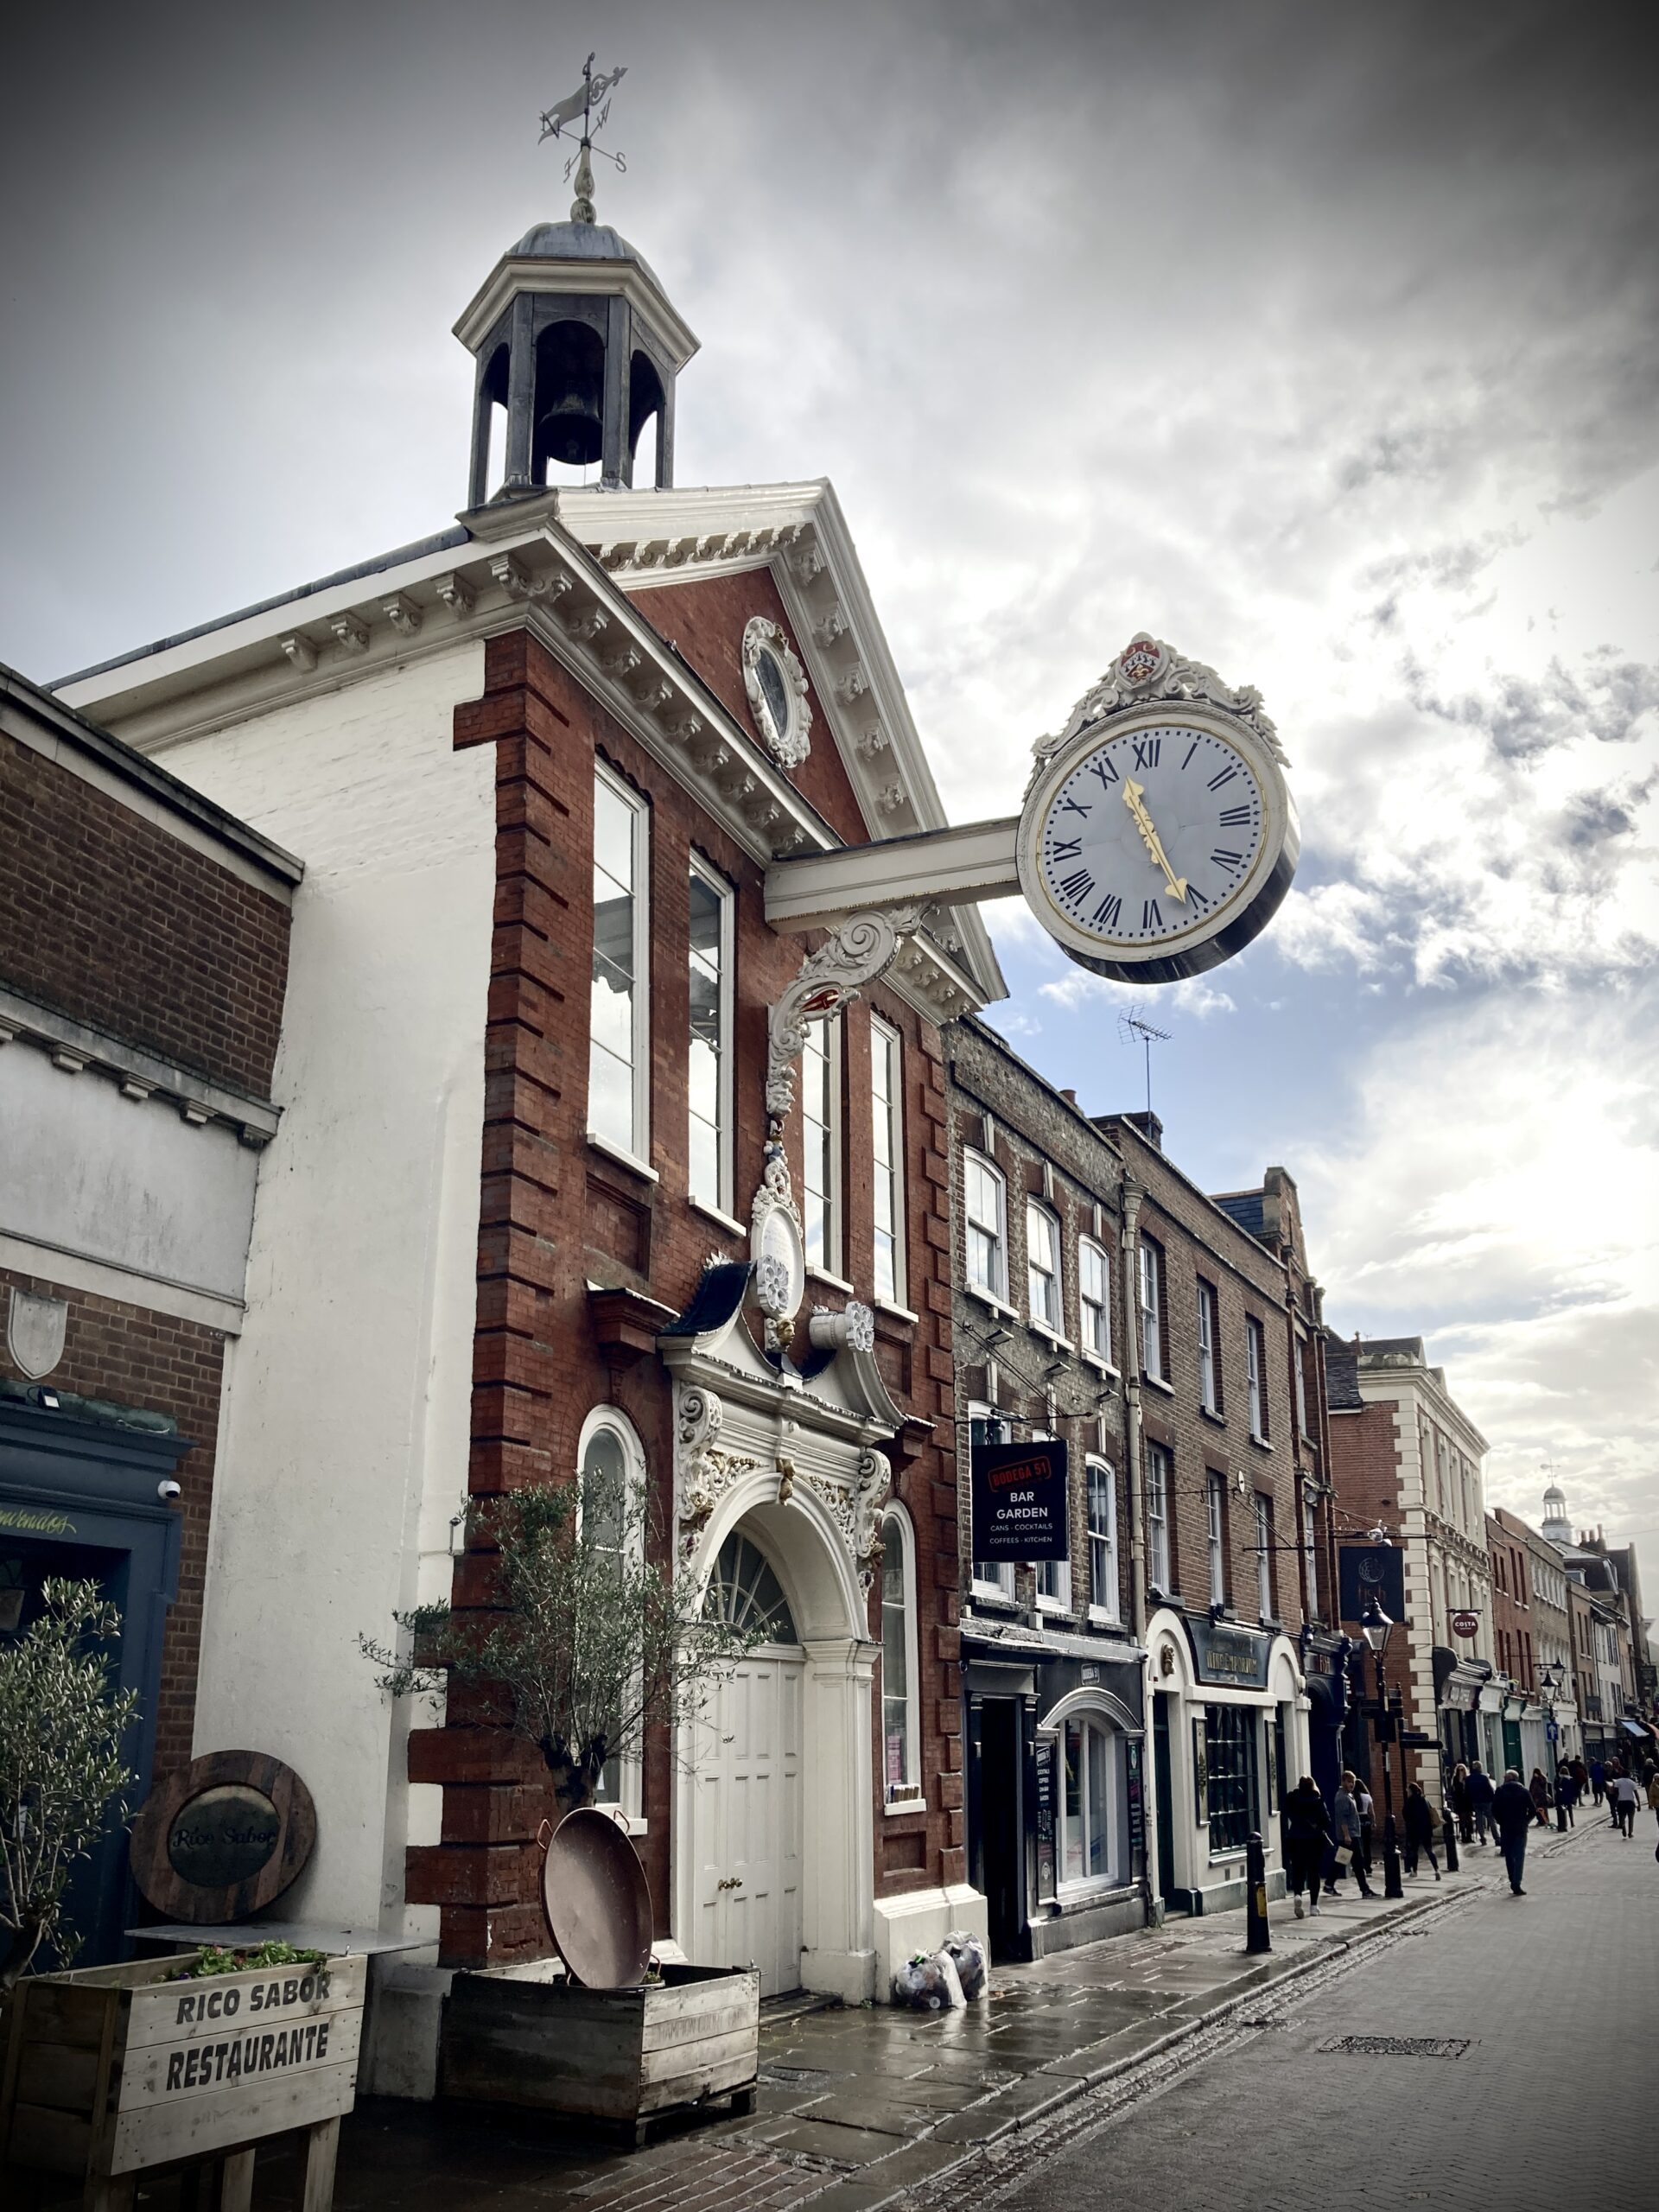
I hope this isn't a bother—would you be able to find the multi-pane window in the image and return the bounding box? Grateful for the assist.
[1087,1459,1118,1620]
[870,1018,906,1306]
[1079,1238,1111,1363]
[1204,1703,1259,1853]
[1027,1203,1060,1331]
[1300,1485,1318,1616]
[1060,1716,1116,1886]
[964,1151,1007,1301]
[1146,1441,1173,1590]
[1032,1429,1071,1609]
[1198,1281,1220,1414]
[970,1408,1014,1597]
[1294,1334,1310,1435]
[881,1513,919,1801]
[581,1416,639,1815]
[1255,1492,1274,1620]
[1207,1471,1227,1607]
[687,856,732,1213]
[1246,1317,1268,1441]
[589,766,649,1159]
[1139,1237,1165,1381]
[800,1016,840,1272]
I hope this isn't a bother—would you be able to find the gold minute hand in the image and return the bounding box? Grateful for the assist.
[1122,780,1187,902]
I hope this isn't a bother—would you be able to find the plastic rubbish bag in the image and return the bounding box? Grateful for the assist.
[891,1948,966,2010]
[942,1929,987,2000]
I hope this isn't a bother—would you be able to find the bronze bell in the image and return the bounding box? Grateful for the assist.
[536,388,604,469]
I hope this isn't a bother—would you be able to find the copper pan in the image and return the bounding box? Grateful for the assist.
[539,1807,653,1988]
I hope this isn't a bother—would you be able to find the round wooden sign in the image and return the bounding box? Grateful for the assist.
[129,1749,317,1923]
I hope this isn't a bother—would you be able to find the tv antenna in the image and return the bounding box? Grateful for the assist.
[1117,1010,1171,1119]
[539,53,628,224]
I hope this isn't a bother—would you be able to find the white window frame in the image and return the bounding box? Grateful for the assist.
[1146,1440,1173,1592]
[964,1148,1007,1305]
[1027,1200,1061,1333]
[1197,1280,1220,1414]
[1246,1317,1268,1442]
[1086,1457,1119,1624]
[1207,1470,1227,1608]
[880,1504,924,1808]
[870,1015,906,1309]
[1300,1484,1318,1616]
[1255,1491,1274,1622]
[969,1403,1015,1599]
[576,1404,648,1831]
[800,1014,842,1278]
[1055,1707,1121,1895]
[1294,1330,1311,1436]
[686,851,734,1217]
[1139,1237,1165,1382]
[1031,1428,1071,1612]
[1078,1237,1112,1365]
[588,761,651,1168]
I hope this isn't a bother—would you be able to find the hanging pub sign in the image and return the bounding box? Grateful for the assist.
[1338,1541,1408,1626]
[969,1437,1069,1562]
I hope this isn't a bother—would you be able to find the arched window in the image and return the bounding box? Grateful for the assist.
[880,1510,921,1805]
[577,1408,646,1827]
[704,1532,798,1643]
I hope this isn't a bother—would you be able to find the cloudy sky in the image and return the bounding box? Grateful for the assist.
[4,3,1656,1573]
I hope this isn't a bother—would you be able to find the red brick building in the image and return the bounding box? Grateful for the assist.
[0,661,299,1961]
[55,212,1002,2075]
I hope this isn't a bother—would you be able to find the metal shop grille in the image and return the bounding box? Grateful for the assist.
[1319,2035,1471,2060]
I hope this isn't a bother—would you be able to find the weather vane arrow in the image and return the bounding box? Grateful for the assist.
[539,52,627,224]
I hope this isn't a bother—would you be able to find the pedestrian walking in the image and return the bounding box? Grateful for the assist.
[1492,1767,1536,1894]
[1646,1770,1659,1824]
[1465,1760,1496,1845]
[1451,1761,1473,1844]
[1284,1776,1332,1916]
[1590,1758,1605,1805]
[1610,1769,1639,1838]
[1355,1777,1376,1877]
[1556,1760,1577,1827]
[1403,1781,1441,1879]
[1529,1768,1553,1827]
[1329,1770,1376,1897]
[1606,1761,1625,1827]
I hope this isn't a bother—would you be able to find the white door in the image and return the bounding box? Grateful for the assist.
[690,1531,804,1995]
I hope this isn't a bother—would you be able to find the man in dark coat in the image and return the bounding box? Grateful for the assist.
[1465,1760,1497,1844]
[1492,1767,1536,1894]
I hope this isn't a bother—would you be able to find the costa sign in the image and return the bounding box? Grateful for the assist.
[1451,1610,1481,1639]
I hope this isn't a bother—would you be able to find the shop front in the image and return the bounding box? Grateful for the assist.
[963,1626,1147,1961]
[1299,1630,1351,1802]
[1145,1608,1306,1918]
[1433,1646,1492,1776]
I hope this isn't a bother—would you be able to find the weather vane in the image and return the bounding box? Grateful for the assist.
[538,52,627,225]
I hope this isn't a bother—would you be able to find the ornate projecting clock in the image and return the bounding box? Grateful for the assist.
[1016,633,1300,986]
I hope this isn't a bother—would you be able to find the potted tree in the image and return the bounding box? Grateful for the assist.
[362,1470,769,2139]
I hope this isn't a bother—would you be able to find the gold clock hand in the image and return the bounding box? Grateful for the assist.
[1122,781,1187,902]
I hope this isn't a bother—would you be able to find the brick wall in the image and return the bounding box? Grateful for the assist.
[0,728,289,1094]
[0,1265,223,1777]
[410,617,964,1965]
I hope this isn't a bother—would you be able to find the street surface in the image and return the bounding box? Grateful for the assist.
[933,1815,1653,2210]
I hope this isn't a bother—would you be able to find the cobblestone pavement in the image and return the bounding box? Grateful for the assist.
[924,1815,1653,2211]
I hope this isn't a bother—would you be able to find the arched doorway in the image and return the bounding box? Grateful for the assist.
[688,1529,804,1994]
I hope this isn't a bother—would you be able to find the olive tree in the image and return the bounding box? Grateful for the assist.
[0,1578,139,1987]
[361,1471,766,1815]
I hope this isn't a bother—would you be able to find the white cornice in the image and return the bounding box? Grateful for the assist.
[0,984,279,1144]
[452,254,700,369]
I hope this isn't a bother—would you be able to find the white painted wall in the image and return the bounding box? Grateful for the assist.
[158,645,493,1942]
[0,1046,259,1300]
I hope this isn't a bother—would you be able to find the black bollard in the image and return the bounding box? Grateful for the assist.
[1246,1831,1271,1954]
[1441,1804,1459,1874]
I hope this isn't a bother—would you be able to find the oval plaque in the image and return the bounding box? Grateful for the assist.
[130,1750,317,1923]
[167,1782,283,1888]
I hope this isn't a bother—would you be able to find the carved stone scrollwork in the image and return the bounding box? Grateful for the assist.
[741,617,813,770]
[853,1447,893,1587]
[434,571,477,619]
[765,909,922,1128]
[675,1385,757,1560]
[1029,630,1289,791]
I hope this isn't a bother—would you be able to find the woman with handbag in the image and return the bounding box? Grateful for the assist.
[1329,1770,1376,1899]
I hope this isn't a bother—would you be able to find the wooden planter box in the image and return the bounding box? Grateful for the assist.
[0,1951,365,2210]
[441,1961,759,2145]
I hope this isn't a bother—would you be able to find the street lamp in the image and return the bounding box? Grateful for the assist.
[1359,1596,1406,1898]
[1539,1661,1568,1830]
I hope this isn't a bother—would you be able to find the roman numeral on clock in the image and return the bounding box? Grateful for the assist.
[1207,765,1239,792]
[1217,804,1252,827]
[1058,795,1090,817]
[1143,899,1162,931]
[1181,741,1198,770]
[1047,836,1082,861]
[1058,868,1094,904]
[1090,757,1120,787]
[1093,893,1122,930]
[1211,848,1243,870]
[1132,737,1161,771]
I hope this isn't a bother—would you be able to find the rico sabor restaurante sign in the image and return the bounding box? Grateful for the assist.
[970,1438,1069,1563]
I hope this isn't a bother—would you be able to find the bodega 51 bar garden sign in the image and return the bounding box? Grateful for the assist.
[970,1437,1069,1562]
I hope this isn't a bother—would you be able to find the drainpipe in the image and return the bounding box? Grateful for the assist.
[1118,1175,1158,1924]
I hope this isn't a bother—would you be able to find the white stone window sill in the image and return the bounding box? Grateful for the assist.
[970,1586,1019,1609]
[966,1281,1019,1322]
[690,1194,746,1238]
[1249,1432,1274,1452]
[884,1795,928,1817]
[1207,1847,1248,1866]
[875,1298,919,1325]
[1199,1403,1225,1425]
[1035,1597,1073,1617]
[587,1130,659,1183]
[1081,1352,1119,1380]
[807,1263,856,1296]
[1142,1371,1174,1396]
[1088,1605,1122,1630]
[1029,1319,1075,1353]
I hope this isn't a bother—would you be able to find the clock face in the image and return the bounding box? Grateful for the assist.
[1017,705,1297,985]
